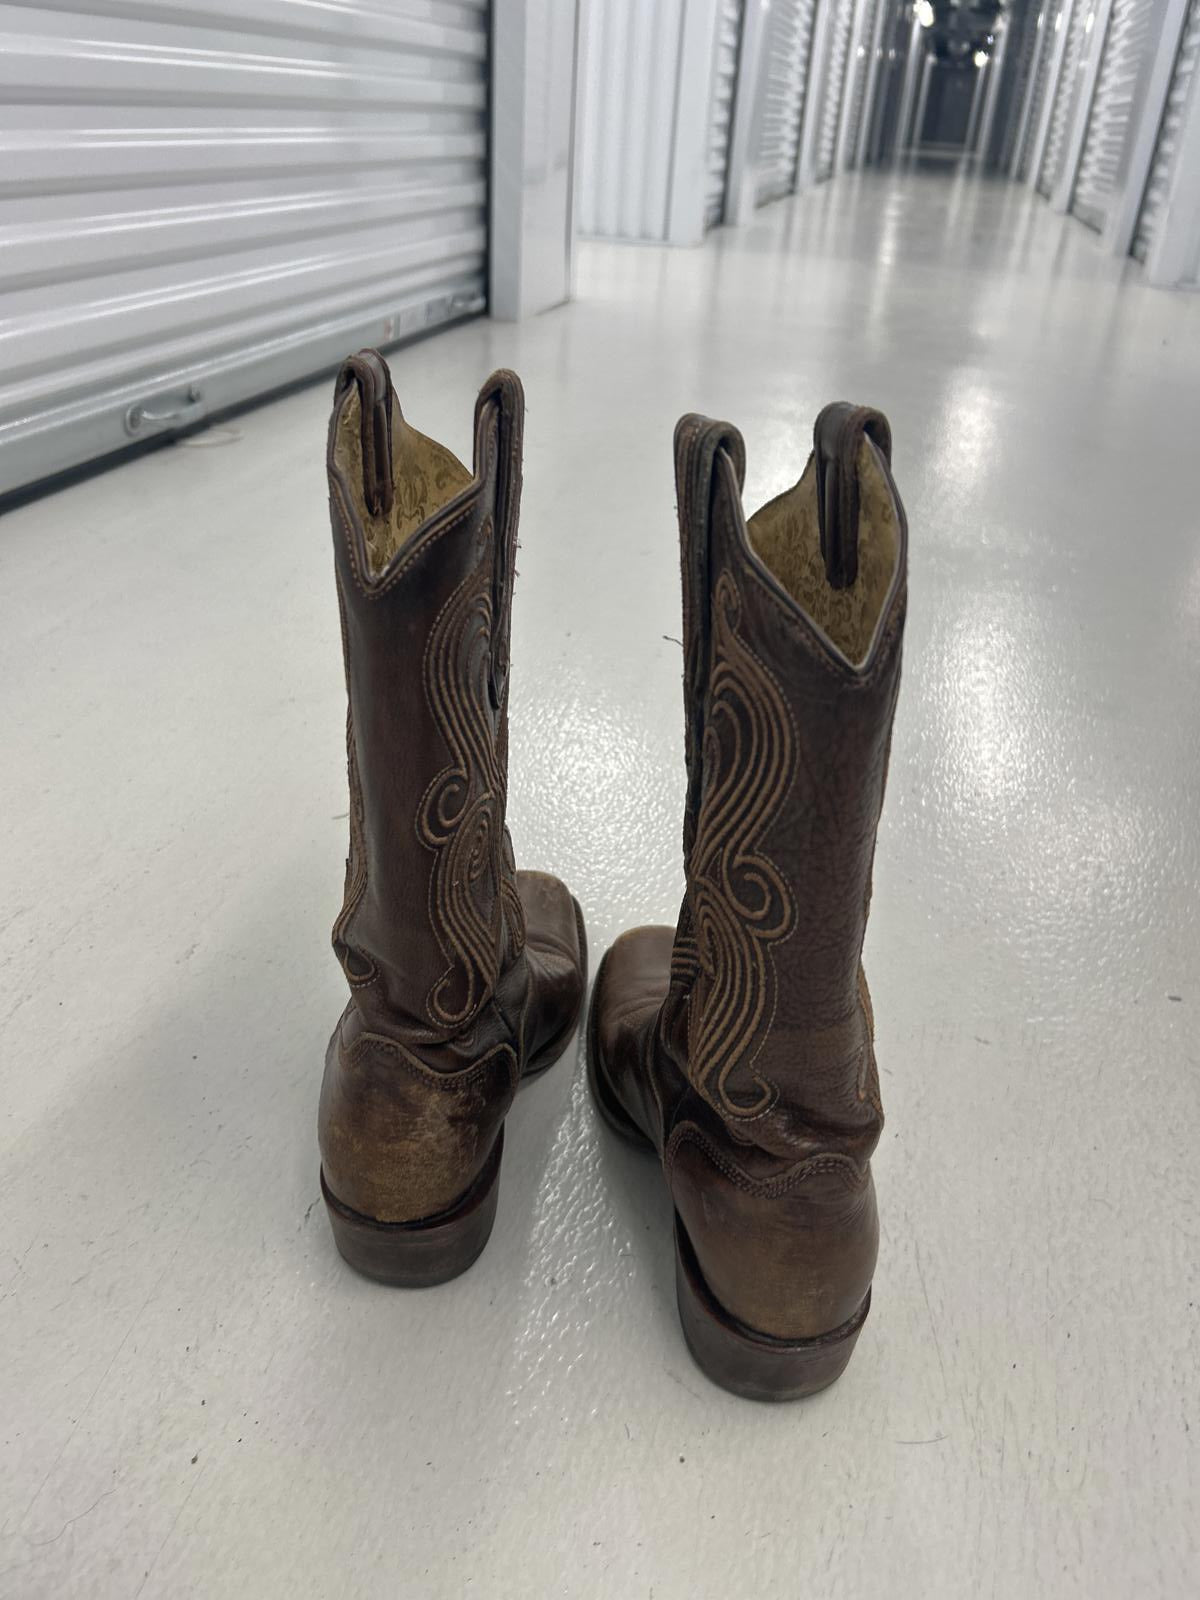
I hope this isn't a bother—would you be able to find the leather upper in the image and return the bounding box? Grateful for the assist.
[319,353,584,1224]
[326,359,526,1042]
[591,403,907,1339]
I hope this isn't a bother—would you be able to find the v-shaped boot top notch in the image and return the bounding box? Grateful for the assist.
[747,405,902,668]
[332,353,473,579]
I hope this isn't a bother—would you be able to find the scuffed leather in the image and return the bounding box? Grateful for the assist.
[319,1006,518,1223]
[319,354,585,1225]
[517,870,588,1063]
[591,404,907,1341]
[592,926,678,1143]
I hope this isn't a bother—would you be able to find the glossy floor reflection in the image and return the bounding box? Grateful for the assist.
[2,170,1198,1598]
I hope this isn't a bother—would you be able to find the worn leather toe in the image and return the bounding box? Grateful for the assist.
[517,869,586,1070]
[589,926,673,1143]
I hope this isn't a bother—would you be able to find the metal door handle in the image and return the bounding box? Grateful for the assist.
[124,385,205,436]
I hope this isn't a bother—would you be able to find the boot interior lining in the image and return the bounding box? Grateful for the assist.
[335,389,473,577]
[747,439,899,666]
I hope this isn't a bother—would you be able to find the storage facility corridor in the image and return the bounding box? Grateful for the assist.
[1,4,1198,1598]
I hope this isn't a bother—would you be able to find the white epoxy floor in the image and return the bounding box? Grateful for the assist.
[2,170,1199,1598]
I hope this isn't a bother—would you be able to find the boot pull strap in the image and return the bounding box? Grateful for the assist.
[475,370,525,714]
[335,349,395,518]
[813,403,892,589]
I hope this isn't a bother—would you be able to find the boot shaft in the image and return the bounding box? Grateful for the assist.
[669,406,907,1157]
[327,353,526,1041]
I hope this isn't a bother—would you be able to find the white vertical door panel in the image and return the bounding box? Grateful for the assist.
[577,0,683,241]
[1133,0,1200,260]
[0,0,492,495]
[491,0,579,319]
[856,0,892,166]
[1017,4,1062,178]
[1072,0,1155,231]
[753,0,815,204]
[839,0,882,172]
[815,0,856,182]
[1004,5,1046,172]
[706,0,745,226]
[1038,0,1092,195]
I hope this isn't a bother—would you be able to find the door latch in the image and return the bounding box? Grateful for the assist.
[124,385,205,437]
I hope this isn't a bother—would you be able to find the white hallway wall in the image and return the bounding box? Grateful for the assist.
[491,0,583,319]
[574,0,906,247]
[1011,0,1200,288]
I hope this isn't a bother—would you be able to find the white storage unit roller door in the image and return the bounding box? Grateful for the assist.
[0,0,490,496]
[752,0,814,205]
[814,0,855,183]
[706,0,745,227]
[1133,0,1200,260]
[1038,0,1091,196]
[1072,0,1155,231]
[1004,4,1047,173]
[1016,3,1061,180]
[839,0,883,171]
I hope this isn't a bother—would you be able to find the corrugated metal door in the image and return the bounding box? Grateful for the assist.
[577,0,683,242]
[815,0,855,182]
[1016,3,1061,179]
[1038,0,1091,196]
[839,0,881,170]
[1133,0,1200,259]
[1072,0,1155,230]
[753,0,814,204]
[0,0,490,496]
[706,0,744,226]
[1004,3,1048,172]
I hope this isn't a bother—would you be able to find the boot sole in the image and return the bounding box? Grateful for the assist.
[588,948,872,1400]
[322,896,588,1287]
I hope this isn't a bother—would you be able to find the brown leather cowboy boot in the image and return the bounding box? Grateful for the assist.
[588,404,906,1398]
[319,351,586,1286]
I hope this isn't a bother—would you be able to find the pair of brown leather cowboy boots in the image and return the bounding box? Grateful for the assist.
[318,350,907,1402]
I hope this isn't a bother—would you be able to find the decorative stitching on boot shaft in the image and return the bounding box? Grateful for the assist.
[686,570,796,1121]
[418,531,524,1032]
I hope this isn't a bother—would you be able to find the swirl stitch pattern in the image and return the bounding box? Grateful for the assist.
[687,571,796,1117]
[418,530,523,1030]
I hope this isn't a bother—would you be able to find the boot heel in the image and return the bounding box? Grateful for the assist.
[320,1131,503,1287]
[673,1215,871,1402]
